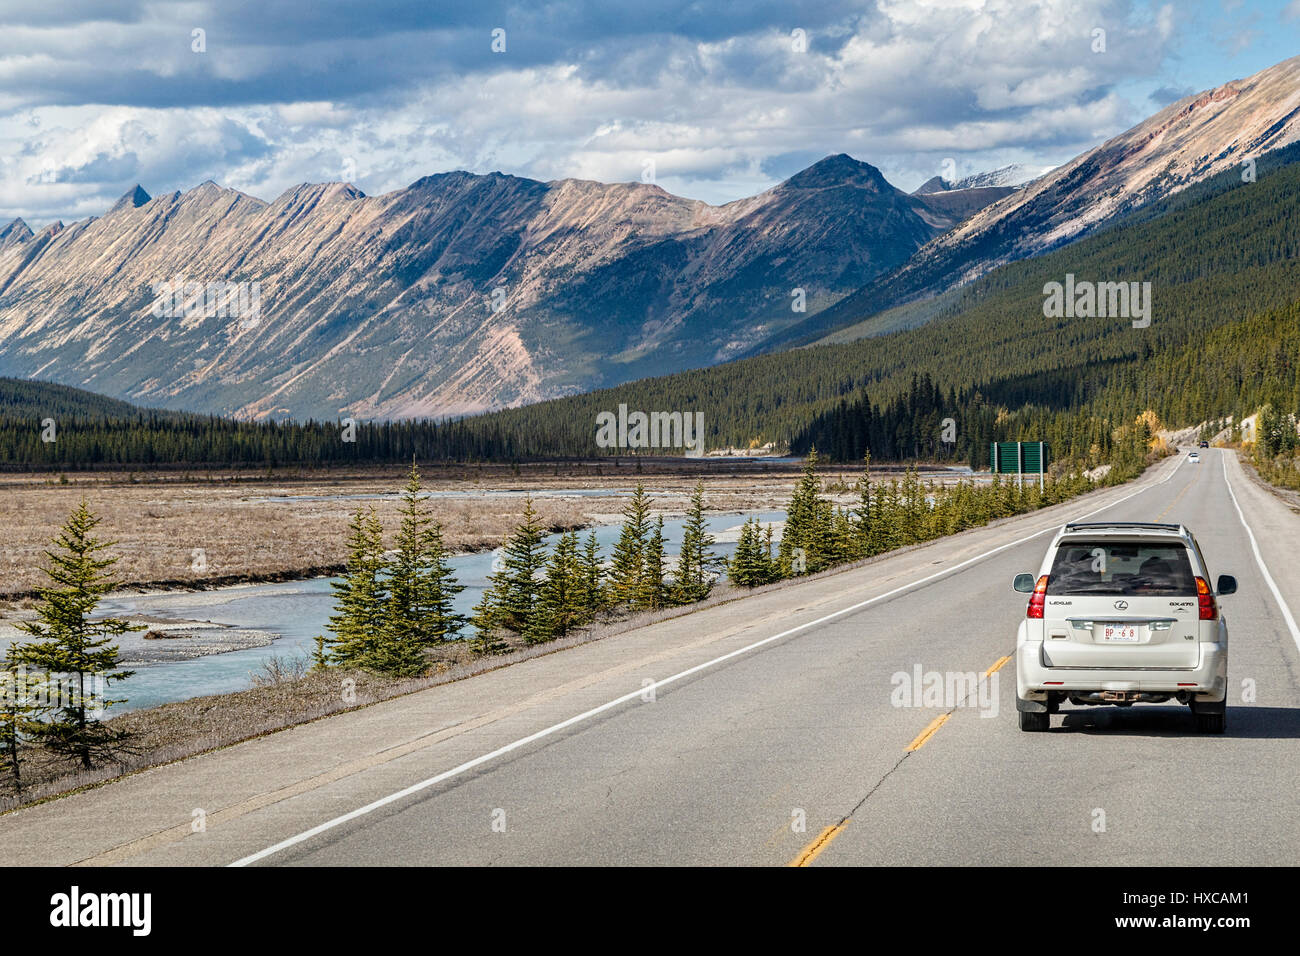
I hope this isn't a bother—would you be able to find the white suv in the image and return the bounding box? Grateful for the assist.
[1013,522,1236,733]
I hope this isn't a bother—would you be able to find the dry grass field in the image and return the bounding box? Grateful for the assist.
[0,459,842,597]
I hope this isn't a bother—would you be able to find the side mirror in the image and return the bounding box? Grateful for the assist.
[1216,574,1237,596]
[1013,573,1036,593]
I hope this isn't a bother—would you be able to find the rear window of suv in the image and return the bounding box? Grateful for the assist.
[1046,540,1197,596]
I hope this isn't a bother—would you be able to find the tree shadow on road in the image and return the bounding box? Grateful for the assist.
[1056,705,1300,738]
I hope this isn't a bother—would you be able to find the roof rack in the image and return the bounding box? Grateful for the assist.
[1062,521,1187,535]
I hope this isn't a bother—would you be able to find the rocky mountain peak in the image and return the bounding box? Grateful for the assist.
[913,175,953,195]
[179,180,250,203]
[269,181,367,210]
[107,184,152,214]
[780,153,891,192]
[953,164,1053,190]
[913,165,1050,196]
[0,217,34,250]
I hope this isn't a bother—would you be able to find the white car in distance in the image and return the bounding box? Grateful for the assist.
[1013,522,1236,733]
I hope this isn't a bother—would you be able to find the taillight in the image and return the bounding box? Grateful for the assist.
[1027,575,1049,619]
[1195,576,1217,620]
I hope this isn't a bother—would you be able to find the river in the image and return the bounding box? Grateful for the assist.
[95,509,786,711]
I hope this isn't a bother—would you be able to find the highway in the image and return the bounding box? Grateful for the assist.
[3,448,1298,866]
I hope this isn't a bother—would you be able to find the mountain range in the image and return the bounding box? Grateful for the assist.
[2,54,1298,422]
[0,155,1004,420]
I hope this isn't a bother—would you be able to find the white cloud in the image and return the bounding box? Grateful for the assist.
[0,0,1195,222]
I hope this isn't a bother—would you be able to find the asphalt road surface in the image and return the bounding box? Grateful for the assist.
[4,448,1297,866]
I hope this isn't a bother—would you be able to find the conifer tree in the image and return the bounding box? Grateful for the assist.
[672,481,722,604]
[415,520,465,644]
[827,509,857,564]
[965,479,991,527]
[608,483,652,607]
[310,634,331,671]
[575,531,605,622]
[989,473,1012,519]
[473,497,547,638]
[16,500,140,769]
[935,483,964,536]
[324,506,388,669]
[529,531,581,642]
[899,468,925,545]
[636,516,667,611]
[0,648,47,794]
[385,466,466,651]
[868,479,903,554]
[729,517,776,587]
[852,452,872,557]
[728,517,760,586]
[779,449,832,574]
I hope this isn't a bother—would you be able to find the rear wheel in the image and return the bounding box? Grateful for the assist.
[1019,710,1050,732]
[1194,710,1226,734]
[1190,696,1227,734]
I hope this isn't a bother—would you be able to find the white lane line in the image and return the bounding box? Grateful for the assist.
[1222,453,1300,654]
[230,459,1180,866]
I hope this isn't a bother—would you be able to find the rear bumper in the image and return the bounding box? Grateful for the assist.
[1016,641,1226,703]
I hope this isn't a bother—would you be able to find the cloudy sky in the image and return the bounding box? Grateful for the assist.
[2,0,1298,226]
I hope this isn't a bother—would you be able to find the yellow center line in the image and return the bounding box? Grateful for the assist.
[905,713,950,751]
[788,823,847,867]
[786,653,1011,865]
[985,655,1011,677]
[1155,462,1198,519]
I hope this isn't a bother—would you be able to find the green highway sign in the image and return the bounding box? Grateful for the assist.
[990,441,1049,475]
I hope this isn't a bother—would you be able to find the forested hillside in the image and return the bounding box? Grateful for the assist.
[0,378,178,422]
[792,298,1300,466]
[0,377,523,467]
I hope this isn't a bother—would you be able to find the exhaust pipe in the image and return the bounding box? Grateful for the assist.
[1069,690,1172,705]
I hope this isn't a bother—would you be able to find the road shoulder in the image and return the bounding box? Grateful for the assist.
[1222,451,1300,656]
